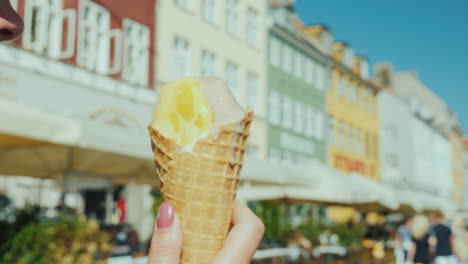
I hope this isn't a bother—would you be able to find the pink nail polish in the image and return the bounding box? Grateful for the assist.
[157,202,174,229]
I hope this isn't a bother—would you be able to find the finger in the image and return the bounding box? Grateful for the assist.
[147,202,183,264]
[213,200,265,264]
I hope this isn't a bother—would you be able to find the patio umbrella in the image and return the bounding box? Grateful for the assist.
[0,98,156,185]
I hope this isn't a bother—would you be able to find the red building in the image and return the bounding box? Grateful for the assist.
[10,0,155,87]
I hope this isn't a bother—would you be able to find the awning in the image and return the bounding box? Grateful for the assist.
[0,98,156,185]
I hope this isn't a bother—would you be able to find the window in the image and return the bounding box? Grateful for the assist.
[365,133,371,157]
[321,31,333,51]
[338,121,345,148]
[23,0,76,59]
[225,62,239,99]
[343,46,353,68]
[305,106,315,137]
[282,43,292,73]
[315,111,325,140]
[175,0,191,10]
[328,115,335,145]
[173,37,190,79]
[360,60,369,79]
[338,76,345,97]
[294,101,303,133]
[293,51,303,79]
[282,151,294,164]
[282,95,293,129]
[78,0,122,74]
[304,58,313,84]
[272,7,289,28]
[316,64,325,90]
[246,8,258,47]
[246,73,258,111]
[122,19,150,86]
[269,36,281,66]
[268,90,281,125]
[269,148,281,162]
[202,0,216,24]
[373,135,379,159]
[347,125,354,151]
[347,81,357,103]
[225,0,239,36]
[200,50,216,77]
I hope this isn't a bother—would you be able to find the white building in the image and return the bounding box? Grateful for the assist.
[155,0,269,158]
[375,65,453,201]
[378,90,412,187]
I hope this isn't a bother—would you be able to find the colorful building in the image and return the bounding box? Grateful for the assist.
[306,26,380,180]
[0,0,156,240]
[155,0,269,159]
[464,139,468,208]
[382,68,465,206]
[450,126,465,206]
[267,3,330,164]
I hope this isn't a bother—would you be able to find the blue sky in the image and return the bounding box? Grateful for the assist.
[296,0,468,134]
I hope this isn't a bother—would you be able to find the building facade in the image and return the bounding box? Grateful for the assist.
[450,127,465,206]
[307,31,380,180]
[155,0,268,158]
[375,65,454,198]
[266,3,329,164]
[378,89,412,188]
[382,68,464,205]
[1,0,156,239]
[464,139,468,208]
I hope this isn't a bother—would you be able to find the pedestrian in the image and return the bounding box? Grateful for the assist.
[0,0,24,42]
[430,210,459,264]
[396,216,414,263]
[407,215,437,264]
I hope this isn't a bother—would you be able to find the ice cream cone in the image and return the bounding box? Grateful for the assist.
[148,110,253,263]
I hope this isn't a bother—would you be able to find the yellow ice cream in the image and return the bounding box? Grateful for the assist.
[151,77,215,146]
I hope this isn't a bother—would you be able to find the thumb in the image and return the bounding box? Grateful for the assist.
[147,202,183,264]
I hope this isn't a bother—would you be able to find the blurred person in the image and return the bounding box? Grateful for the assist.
[430,210,458,264]
[396,216,414,262]
[147,200,264,264]
[407,215,437,264]
[0,0,24,41]
[116,194,126,223]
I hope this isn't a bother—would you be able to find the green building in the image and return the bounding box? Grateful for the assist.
[267,3,331,164]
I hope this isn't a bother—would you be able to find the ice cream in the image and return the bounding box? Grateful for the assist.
[148,77,253,263]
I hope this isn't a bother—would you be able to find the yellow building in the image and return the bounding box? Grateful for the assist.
[450,126,465,205]
[305,25,380,180]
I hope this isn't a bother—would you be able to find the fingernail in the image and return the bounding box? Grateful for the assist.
[157,202,174,229]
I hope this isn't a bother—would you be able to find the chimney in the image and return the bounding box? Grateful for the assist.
[374,63,394,87]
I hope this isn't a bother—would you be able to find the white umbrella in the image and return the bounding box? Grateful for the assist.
[0,98,155,185]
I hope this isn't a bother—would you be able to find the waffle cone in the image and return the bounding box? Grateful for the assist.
[149,111,253,264]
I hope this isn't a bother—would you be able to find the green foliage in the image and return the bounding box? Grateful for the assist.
[0,216,112,264]
[297,220,366,249]
[254,201,293,245]
[296,218,328,246]
[329,223,366,249]
[0,205,42,254]
[151,189,164,216]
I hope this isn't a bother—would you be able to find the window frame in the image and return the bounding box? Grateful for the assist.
[246,7,258,47]
[173,37,190,79]
[225,0,239,37]
[122,18,150,86]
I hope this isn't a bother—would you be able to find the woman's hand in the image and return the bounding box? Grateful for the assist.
[147,200,265,264]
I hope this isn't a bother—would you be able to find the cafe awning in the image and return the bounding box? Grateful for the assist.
[0,98,156,185]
